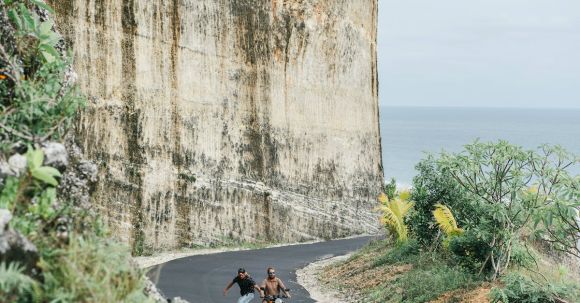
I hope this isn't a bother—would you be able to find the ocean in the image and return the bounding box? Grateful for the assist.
[379,106,580,186]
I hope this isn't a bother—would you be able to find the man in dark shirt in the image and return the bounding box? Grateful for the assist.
[223,268,264,303]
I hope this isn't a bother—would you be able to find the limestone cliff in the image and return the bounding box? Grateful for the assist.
[48,0,383,254]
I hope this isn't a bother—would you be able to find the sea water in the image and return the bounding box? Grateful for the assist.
[379,106,580,186]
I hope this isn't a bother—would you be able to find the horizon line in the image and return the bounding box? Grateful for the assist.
[379,105,580,110]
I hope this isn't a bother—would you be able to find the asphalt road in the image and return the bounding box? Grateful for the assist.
[148,236,375,303]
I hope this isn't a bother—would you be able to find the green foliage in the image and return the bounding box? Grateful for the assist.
[39,236,154,303]
[373,238,420,267]
[0,262,41,303]
[489,273,577,303]
[1,148,60,239]
[0,176,19,208]
[428,141,576,279]
[509,243,537,269]
[369,258,477,303]
[384,178,397,200]
[0,2,153,302]
[433,204,463,237]
[378,192,414,244]
[408,155,480,246]
[26,147,61,186]
[532,174,580,258]
[433,203,464,249]
[0,0,85,150]
[448,229,492,272]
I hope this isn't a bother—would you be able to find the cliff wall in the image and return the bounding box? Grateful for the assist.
[48,0,383,253]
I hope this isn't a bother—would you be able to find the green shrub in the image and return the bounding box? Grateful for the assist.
[373,239,420,267]
[0,262,41,303]
[408,155,479,247]
[489,273,575,303]
[448,229,492,273]
[39,235,154,303]
[509,243,537,269]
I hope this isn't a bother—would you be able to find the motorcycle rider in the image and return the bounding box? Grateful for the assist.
[260,267,291,302]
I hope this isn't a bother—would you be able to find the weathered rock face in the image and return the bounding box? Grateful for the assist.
[48,0,382,253]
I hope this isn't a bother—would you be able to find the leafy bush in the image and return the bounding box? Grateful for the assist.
[448,229,492,273]
[509,243,537,269]
[533,174,580,258]
[408,155,479,247]
[410,141,577,279]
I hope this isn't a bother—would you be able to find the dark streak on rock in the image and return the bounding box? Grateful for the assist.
[120,0,145,256]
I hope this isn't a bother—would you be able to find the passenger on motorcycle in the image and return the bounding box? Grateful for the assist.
[260,267,291,303]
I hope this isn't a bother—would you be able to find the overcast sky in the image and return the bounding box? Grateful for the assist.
[378,0,580,108]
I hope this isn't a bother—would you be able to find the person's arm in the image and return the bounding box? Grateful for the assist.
[254,284,264,298]
[278,278,291,298]
[258,279,266,296]
[223,280,235,296]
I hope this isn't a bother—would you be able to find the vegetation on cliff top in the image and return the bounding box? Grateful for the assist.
[321,140,579,302]
[1,1,153,301]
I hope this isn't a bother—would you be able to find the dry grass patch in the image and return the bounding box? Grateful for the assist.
[317,245,414,301]
[430,283,493,303]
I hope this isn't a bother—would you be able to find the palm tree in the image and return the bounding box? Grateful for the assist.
[378,192,414,244]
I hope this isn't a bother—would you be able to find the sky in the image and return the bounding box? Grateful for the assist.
[378,0,580,108]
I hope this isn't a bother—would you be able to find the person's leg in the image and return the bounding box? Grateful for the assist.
[237,293,255,303]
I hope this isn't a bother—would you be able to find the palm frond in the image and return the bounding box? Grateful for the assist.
[378,195,413,243]
[399,190,411,201]
[433,203,464,236]
[378,192,389,205]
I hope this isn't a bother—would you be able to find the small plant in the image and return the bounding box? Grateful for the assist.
[26,147,61,186]
[489,273,574,303]
[384,178,397,200]
[1,147,61,238]
[378,192,414,244]
[0,263,41,303]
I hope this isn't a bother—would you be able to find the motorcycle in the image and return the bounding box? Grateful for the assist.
[260,287,290,303]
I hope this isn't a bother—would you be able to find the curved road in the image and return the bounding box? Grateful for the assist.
[148,236,374,302]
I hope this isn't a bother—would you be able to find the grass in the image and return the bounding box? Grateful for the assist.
[39,235,154,303]
[318,239,580,303]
